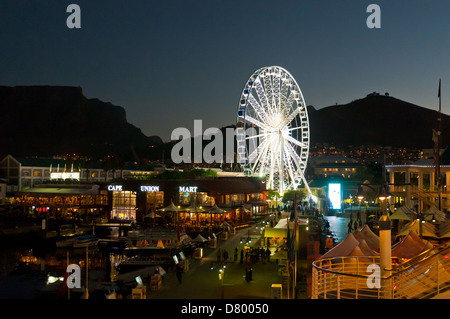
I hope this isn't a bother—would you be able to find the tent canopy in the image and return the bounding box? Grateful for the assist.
[206,204,229,214]
[396,219,438,238]
[320,233,361,259]
[353,224,380,251]
[423,205,447,223]
[157,201,183,212]
[391,231,430,259]
[389,209,411,221]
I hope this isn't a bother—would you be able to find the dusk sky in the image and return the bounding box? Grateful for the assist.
[1,1,450,141]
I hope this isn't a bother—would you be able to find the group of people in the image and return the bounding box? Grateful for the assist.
[215,246,272,265]
[347,218,362,233]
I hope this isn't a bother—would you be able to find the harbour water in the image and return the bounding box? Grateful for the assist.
[324,216,350,243]
[0,233,112,299]
[0,214,353,299]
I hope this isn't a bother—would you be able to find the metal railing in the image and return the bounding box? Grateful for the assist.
[312,243,450,299]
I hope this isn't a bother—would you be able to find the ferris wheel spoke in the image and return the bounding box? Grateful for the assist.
[272,73,281,113]
[279,79,289,114]
[263,73,274,111]
[287,135,307,149]
[248,92,268,123]
[251,140,270,173]
[283,145,300,189]
[255,78,272,116]
[288,126,303,132]
[284,90,296,113]
[245,131,275,140]
[286,142,306,173]
[248,138,268,163]
[243,114,270,131]
[286,143,311,193]
[284,107,301,125]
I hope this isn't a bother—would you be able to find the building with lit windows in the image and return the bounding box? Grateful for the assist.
[104,177,267,223]
[309,155,364,179]
[0,154,151,193]
[386,157,450,213]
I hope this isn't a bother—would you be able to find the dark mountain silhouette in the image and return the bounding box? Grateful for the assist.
[0,86,445,163]
[308,93,447,149]
[0,86,163,159]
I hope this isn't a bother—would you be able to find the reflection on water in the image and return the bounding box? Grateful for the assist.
[0,239,113,299]
[324,216,350,243]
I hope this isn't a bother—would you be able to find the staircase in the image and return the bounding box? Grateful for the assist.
[312,243,450,299]
[410,186,437,207]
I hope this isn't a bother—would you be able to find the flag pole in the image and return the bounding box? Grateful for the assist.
[438,79,442,210]
[286,216,290,299]
[294,194,298,299]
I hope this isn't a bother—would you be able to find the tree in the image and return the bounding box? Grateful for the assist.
[282,190,307,203]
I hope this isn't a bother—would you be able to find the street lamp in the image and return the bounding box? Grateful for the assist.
[356,186,365,222]
[377,183,392,299]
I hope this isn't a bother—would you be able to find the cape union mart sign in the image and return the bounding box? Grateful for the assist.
[107,185,160,192]
[179,186,198,193]
[140,186,160,192]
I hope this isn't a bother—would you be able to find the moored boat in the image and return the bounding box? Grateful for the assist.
[73,235,98,248]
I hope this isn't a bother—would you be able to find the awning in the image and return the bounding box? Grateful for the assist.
[264,228,287,238]
[18,184,100,197]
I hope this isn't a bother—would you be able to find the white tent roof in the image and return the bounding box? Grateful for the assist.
[320,233,361,259]
[391,231,429,259]
[390,208,412,221]
[396,219,438,238]
[423,205,447,223]
[353,224,380,251]
[207,204,229,214]
[157,201,182,212]
[274,217,308,229]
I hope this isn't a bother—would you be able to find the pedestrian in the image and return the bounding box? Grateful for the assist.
[223,249,228,262]
[176,262,184,284]
[353,219,358,231]
[217,248,222,262]
[245,265,252,282]
[234,247,238,262]
[240,249,244,264]
[265,247,271,262]
[348,220,353,233]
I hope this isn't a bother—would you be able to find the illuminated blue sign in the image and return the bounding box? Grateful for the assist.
[328,183,341,210]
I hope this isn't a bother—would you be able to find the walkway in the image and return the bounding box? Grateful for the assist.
[147,226,284,299]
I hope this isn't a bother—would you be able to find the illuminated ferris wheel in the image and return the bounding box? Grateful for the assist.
[236,66,311,195]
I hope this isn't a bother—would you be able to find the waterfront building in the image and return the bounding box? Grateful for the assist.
[12,183,109,218]
[5,174,267,227]
[0,154,151,193]
[104,177,267,224]
[308,155,364,180]
[386,157,450,213]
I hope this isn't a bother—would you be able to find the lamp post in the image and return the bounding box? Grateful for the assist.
[356,186,365,223]
[356,183,392,298]
[377,184,392,299]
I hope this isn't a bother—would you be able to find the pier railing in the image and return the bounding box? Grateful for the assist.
[312,243,450,299]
